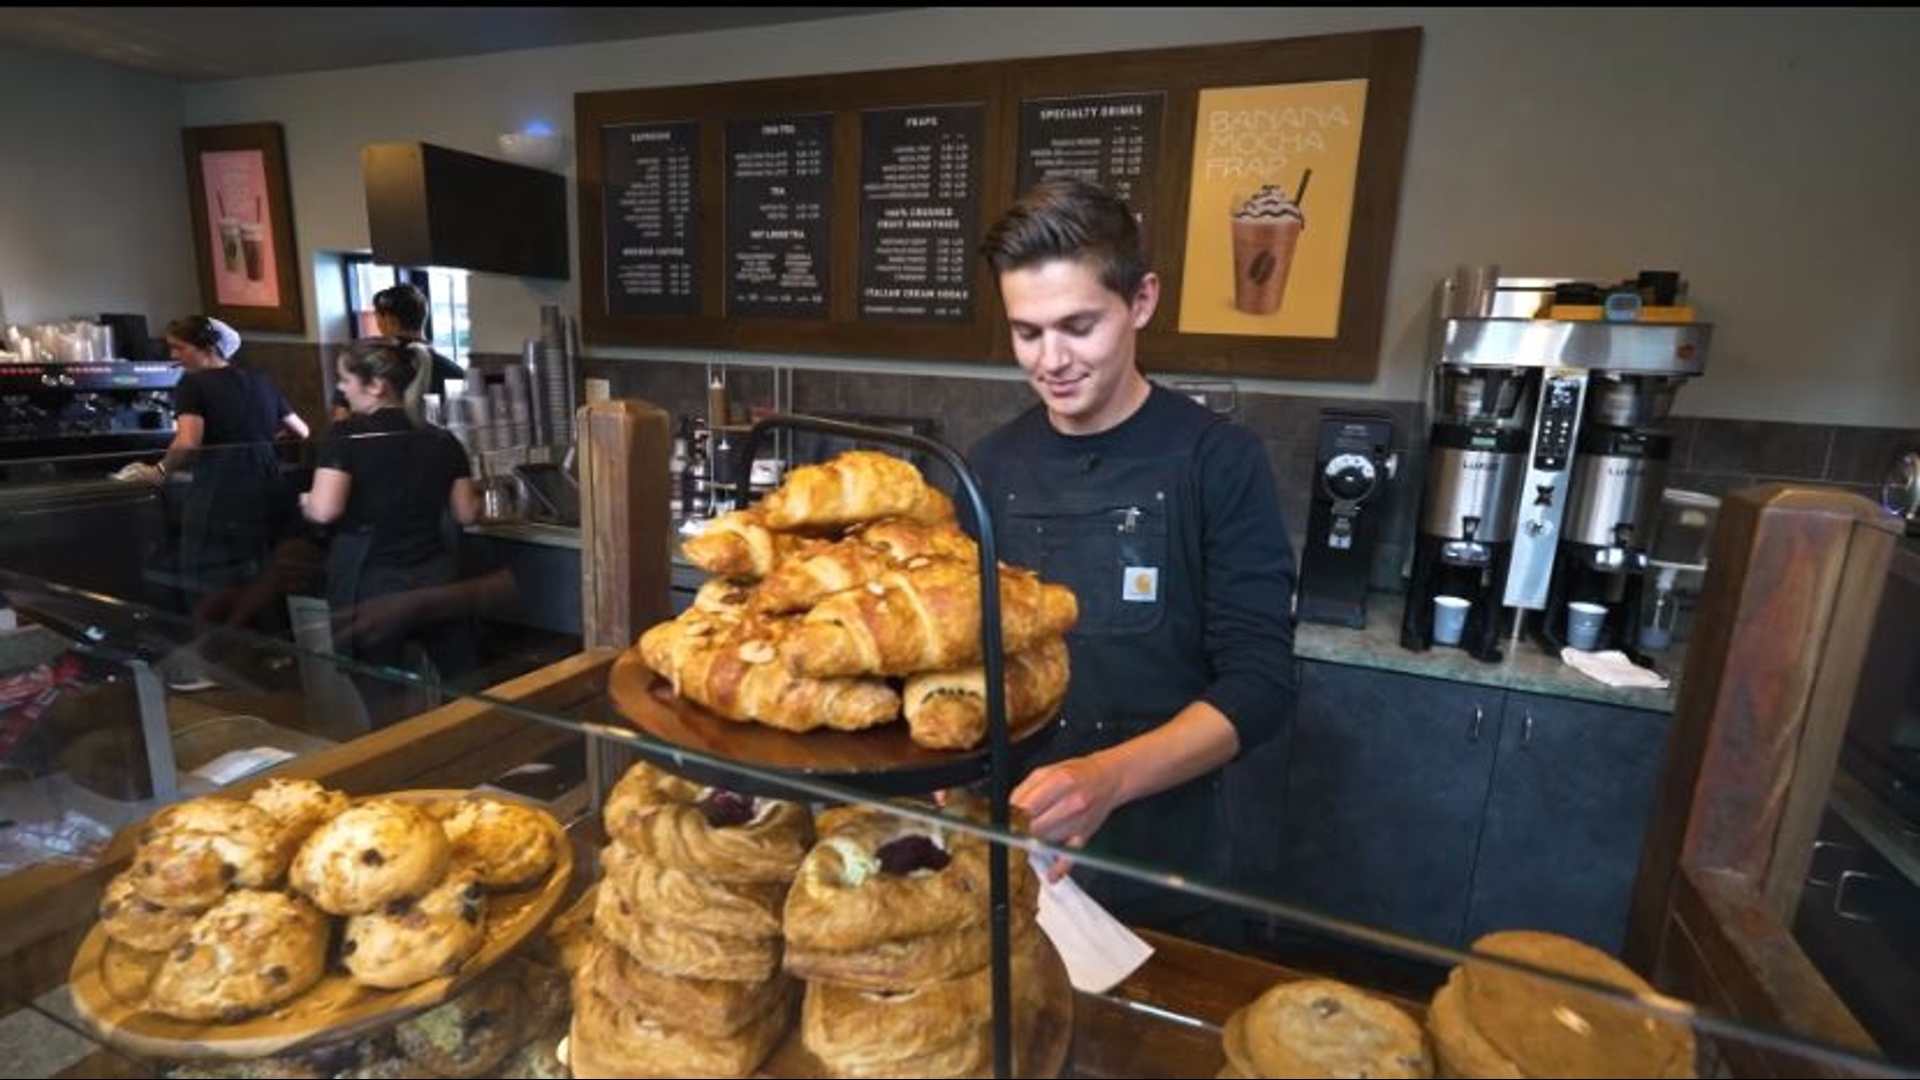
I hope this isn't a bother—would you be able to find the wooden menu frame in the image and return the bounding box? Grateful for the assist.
[182,122,305,334]
[576,28,1419,382]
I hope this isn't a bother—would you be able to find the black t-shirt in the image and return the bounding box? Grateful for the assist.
[175,366,291,446]
[316,408,472,566]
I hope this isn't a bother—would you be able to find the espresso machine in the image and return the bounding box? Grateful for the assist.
[1298,409,1397,628]
[1407,275,1711,663]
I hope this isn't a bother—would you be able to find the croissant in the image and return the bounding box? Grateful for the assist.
[851,517,978,564]
[750,535,902,615]
[902,636,1070,750]
[681,508,815,581]
[762,450,949,530]
[782,559,1079,678]
[639,610,902,732]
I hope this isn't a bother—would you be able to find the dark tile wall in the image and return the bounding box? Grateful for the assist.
[1665,416,1920,507]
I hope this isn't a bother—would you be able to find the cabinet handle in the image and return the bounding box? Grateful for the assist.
[1806,839,1854,888]
[1521,712,1534,748]
[1834,869,1886,923]
[1468,705,1483,742]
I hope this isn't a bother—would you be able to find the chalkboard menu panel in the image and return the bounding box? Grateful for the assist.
[1016,92,1165,234]
[602,121,700,317]
[857,103,985,323]
[725,114,832,319]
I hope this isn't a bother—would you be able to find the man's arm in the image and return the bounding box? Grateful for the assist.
[1013,700,1239,850]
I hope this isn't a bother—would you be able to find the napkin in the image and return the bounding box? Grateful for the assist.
[1560,647,1670,690]
[1030,852,1155,993]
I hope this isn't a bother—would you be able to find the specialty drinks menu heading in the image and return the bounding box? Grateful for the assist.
[603,121,701,317]
[857,103,985,323]
[1016,92,1165,237]
[725,114,833,319]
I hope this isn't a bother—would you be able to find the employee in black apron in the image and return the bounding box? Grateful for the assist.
[970,179,1297,945]
[302,338,479,727]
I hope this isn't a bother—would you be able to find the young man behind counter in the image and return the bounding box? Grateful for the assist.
[969,178,1298,945]
[330,283,465,424]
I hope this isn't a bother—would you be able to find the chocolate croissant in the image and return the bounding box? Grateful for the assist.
[638,610,901,733]
[782,559,1079,678]
[761,450,951,530]
[902,636,1071,750]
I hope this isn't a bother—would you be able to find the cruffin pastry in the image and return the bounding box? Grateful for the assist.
[569,976,795,1080]
[601,839,786,939]
[581,934,792,1039]
[602,759,812,884]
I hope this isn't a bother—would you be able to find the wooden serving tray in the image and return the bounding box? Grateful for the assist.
[607,650,1062,797]
[67,790,574,1061]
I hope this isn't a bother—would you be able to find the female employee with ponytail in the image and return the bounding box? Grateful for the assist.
[302,338,479,726]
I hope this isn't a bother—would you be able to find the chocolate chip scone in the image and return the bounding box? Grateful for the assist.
[392,972,522,1077]
[247,778,350,848]
[98,870,203,952]
[290,799,450,915]
[147,890,329,1022]
[130,797,291,909]
[341,870,486,989]
[431,796,557,891]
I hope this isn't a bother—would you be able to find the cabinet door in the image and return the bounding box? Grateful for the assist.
[1275,661,1503,946]
[1463,691,1671,952]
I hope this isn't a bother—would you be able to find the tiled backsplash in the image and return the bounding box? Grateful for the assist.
[510,354,1920,590]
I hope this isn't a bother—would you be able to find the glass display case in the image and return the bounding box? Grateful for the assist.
[0,428,1912,1079]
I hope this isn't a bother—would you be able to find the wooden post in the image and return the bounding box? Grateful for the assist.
[576,398,670,649]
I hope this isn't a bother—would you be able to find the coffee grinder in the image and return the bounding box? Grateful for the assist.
[1401,360,1533,661]
[1298,409,1397,628]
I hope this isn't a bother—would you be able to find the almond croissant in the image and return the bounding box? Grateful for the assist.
[761,450,952,530]
[902,635,1071,749]
[781,559,1079,678]
[639,611,901,733]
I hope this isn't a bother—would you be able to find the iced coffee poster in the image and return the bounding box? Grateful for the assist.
[1177,79,1367,339]
[200,150,281,308]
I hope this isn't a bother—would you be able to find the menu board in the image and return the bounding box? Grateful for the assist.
[602,121,700,316]
[1016,92,1165,234]
[725,114,832,319]
[857,103,984,323]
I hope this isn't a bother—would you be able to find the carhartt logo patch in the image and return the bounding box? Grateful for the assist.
[1122,566,1159,603]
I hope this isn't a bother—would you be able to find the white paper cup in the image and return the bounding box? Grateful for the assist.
[1433,595,1471,646]
[1567,601,1608,651]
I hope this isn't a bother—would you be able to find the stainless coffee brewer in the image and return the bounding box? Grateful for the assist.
[1404,274,1711,663]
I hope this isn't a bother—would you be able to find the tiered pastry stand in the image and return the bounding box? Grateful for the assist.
[68,791,573,1063]
[609,414,1068,1079]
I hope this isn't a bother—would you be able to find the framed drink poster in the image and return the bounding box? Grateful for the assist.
[183,122,304,333]
[1178,79,1369,339]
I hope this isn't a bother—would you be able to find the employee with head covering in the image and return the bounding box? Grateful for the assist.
[131,315,309,596]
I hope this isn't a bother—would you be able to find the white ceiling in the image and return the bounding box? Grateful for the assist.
[0,7,901,81]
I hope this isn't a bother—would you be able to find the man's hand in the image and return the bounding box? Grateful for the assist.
[1011,754,1123,881]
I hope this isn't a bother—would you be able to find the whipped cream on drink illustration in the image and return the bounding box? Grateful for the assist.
[1230,173,1309,316]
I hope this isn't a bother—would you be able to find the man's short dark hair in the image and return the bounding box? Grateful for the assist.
[372,283,429,334]
[978,178,1149,300]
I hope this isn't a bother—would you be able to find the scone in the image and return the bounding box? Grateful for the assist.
[1427,968,1526,1079]
[568,980,795,1080]
[147,890,329,1022]
[98,870,203,952]
[246,778,350,848]
[392,971,522,1077]
[784,803,1037,954]
[594,876,779,982]
[603,760,811,883]
[341,870,486,989]
[582,935,791,1039]
[290,799,451,915]
[602,840,786,939]
[1226,978,1431,1080]
[131,797,291,909]
[431,796,558,890]
[1461,930,1696,1079]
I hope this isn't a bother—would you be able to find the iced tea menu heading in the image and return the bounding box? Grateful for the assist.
[726,115,833,319]
[603,121,701,316]
[857,104,984,323]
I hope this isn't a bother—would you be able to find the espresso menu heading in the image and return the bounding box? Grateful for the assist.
[602,121,700,317]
